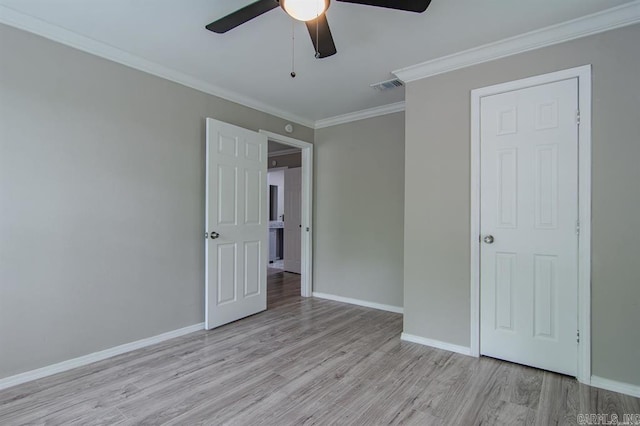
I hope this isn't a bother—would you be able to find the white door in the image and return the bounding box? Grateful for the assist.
[205,118,267,330]
[480,79,579,376]
[284,167,302,274]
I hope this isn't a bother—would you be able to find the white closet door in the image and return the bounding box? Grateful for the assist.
[480,79,579,376]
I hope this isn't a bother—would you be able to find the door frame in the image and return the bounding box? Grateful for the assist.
[469,65,592,384]
[259,130,313,298]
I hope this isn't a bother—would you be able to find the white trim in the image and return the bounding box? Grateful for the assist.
[0,5,315,129]
[260,131,313,151]
[469,65,592,384]
[401,333,472,356]
[314,102,405,129]
[312,292,403,314]
[268,148,301,158]
[470,90,481,359]
[259,130,313,298]
[0,323,204,391]
[576,67,593,385]
[393,1,640,83]
[590,376,640,398]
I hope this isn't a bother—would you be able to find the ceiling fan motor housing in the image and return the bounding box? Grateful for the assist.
[206,0,431,58]
[280,0,331,22]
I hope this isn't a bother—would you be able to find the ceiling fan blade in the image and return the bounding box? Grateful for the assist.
[336,0,431,13]
[206,0,279,33]
[305,14,337,59]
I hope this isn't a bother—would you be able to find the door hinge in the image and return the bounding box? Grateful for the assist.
[577,329,580,344]
[576,109,581,125]
[576,220,580,236]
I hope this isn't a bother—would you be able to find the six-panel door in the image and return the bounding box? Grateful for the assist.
[205,118,268,330]
[480,79,579,376]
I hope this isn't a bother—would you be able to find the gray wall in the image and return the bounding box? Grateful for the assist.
[314,113,405,308]
[0,24,313,379]
[403,24,640,386]
[268,152,301,169]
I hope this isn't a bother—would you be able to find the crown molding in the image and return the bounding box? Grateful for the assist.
[4,3,638,130]
[314,101,405,129]
[393,0,640,83]
[0,5,315,129]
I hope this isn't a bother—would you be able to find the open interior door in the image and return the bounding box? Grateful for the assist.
[205,118,268,329]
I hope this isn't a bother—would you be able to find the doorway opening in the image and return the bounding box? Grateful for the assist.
[267,144,302,273]
[267,143,302,303]
[261,130,313,301]
[205,121,313,329]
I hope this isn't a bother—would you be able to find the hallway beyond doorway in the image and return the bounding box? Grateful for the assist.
[267,267,301,309]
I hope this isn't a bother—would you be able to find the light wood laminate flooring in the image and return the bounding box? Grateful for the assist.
[1,269,638,425]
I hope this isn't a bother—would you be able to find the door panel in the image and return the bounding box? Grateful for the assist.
[244,169,261,225]
[495,252,516,331]
[205,118,267,329]
[217,243,237,305]
[497,148,517,228]
[480,78,578,376]
[244,241,261,297]
[218,165,237,225]
[533,254,557,339]
[535,145,559,228]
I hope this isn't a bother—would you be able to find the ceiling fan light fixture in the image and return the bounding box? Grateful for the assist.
[281,0,329,22]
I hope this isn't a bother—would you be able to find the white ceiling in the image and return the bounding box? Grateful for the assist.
[0,0,633,125]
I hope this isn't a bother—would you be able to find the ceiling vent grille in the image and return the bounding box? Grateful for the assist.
[370,78,404,91]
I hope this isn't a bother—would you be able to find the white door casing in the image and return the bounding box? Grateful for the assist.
[205,118,268,330]
[260,130,314,297]
[284,167,302,274]
[478,78,579,376]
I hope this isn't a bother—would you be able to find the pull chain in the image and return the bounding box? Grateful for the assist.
[315,10,320,58]
[290,19,296,78]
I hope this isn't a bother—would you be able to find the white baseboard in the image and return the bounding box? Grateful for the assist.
[401,332,472,356]
[401,334,640,397]
[590,375,640,398]
[0,323,205,391]
[312,292,403,314]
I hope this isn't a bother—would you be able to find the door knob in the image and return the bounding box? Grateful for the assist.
[483,235,494,244]
[210,232,220,239]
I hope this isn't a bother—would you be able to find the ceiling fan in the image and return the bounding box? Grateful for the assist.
[206,0,432,59]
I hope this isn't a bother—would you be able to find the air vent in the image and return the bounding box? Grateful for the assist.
[370,78,404,91]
